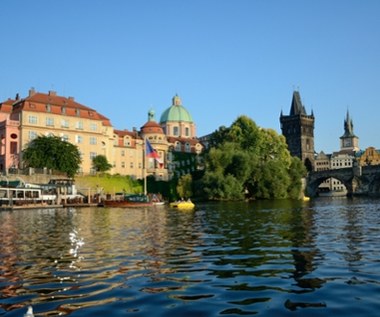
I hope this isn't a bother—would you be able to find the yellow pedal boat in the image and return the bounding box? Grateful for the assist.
[169,200,195,210]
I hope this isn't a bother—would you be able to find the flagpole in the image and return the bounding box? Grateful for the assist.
[143,137,147,196]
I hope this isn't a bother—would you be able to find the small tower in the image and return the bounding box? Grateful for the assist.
[280,91,315,171]
[340,110,359,152]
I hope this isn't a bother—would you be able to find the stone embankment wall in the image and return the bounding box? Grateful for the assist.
[2,174,64,185]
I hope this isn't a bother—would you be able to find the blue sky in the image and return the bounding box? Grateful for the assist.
[1,0,379,154]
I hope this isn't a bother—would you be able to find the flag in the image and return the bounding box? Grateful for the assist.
[146,139,163,164]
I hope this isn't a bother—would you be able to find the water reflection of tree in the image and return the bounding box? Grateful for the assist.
[281,205,325,291]
[342,207,364,268]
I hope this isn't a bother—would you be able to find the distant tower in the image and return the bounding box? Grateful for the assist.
[280,91,315,171]
[340,110,359,152]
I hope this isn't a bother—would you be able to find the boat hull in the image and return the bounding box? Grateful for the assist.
[102,200,153,208]
[169,201,195,210]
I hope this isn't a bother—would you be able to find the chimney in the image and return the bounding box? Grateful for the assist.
[48,90,57,96]
[15,93,20,100]
[68,96,75,101]
[29,87,36,97]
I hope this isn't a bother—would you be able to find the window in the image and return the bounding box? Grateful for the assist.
[89,137,97,145]
[28,116,38,124]
[185,127,190,136]
[121,162,125,168]
[61,119,69,128]
[10,142,17,154]
[90,152,97,159]
[90,123,97,131]
[173,126,179,136]
[28,131,37,140]
[46,104,51,112]
[46,117,54,126]
[76,121,83,130]
[121,150,125,157]
[61,135,69,142]
[75,135,83,144]
[130,162,134,168]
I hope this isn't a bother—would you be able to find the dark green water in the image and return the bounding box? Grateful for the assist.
[1,197,380,316]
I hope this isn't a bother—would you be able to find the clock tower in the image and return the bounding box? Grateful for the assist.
[340,110,359,152]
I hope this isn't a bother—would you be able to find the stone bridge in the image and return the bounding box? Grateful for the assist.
[306,165,380,197]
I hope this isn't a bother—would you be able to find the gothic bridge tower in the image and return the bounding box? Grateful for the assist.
[280,91,315,171]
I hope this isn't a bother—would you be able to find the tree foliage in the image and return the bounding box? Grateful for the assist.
[176,174,193,199]
[22,135,82,178]
[200,115,307,200]
[92,155,112,173]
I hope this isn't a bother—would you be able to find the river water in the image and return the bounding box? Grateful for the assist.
[1,197,380,316]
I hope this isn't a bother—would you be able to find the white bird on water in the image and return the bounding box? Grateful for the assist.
[24,306,34,317]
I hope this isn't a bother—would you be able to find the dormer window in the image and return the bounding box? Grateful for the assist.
[75,109,80,117]
[46,103,51,112]
[61,106,66,115]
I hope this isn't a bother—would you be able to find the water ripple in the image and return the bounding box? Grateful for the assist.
[1,199,380,316]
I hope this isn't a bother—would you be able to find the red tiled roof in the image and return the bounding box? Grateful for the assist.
[0,99,15,113]
[114,129,139,138]
[140,120,164,134]
[13,91,112,126]
[167,136,200,145]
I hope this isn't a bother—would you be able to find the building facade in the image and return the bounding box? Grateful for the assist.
[357,147,380,166]
[280,91,315,171]
[0,89,204,180]
[314,111,360,194]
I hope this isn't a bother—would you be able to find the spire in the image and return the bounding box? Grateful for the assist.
[343,110,355,137]
[289,91,306,115]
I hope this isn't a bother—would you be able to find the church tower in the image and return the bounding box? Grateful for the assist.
[280,91,315,171]
[340,110,359,152]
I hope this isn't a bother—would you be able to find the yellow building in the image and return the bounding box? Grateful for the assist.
[0,89,203,179]
[358,147,380,166]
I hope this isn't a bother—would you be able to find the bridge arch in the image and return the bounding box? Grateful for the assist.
[306,168,354,197]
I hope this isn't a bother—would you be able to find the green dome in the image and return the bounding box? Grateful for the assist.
[160,95,193,123]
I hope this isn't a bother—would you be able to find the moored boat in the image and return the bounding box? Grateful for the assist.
[169,200,195,210]
[0,182,57,209]
[102,193,153,208]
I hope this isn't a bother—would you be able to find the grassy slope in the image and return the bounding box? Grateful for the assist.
[74,175,143,195]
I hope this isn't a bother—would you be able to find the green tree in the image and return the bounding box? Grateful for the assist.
[200,115,306,200]
[287,156,307,199]
[22,135,81,178]
[176,174,193,199]
[92,155,112,173]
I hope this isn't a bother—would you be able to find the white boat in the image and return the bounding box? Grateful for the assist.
[0,186,56,207]
[0,178,85,209]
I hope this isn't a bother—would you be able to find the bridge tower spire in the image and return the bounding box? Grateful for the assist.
[280,90,315,171]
